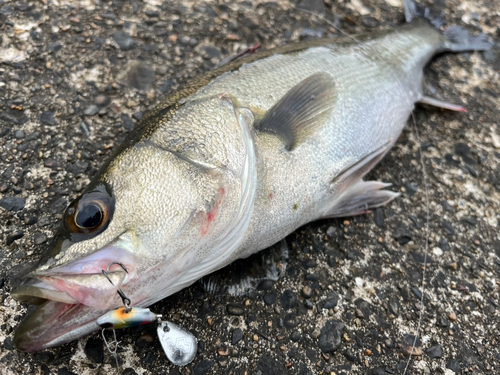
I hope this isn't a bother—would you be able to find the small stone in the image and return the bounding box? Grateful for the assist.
[118,60,155,91]
[231,328,243,345]
[94,94,111,107]
[83,105,99,116]
[280,290,296,310]
[301,286,313,298]
[326,226,336,237]
[34,232,47,245]
[291,330,301,342]
[226,304,244,316]
[393,225,412,245]
[113,31,135,50]
[446,359,461,373]
[448,312,457,321]
[432,247,443,256]
[7,231,27,250]
[318,320,344,353]
[39,111,57,126]
[263,291,276,305]
[405,183,418,196]
[446,262,458,271]
[354,299,372,319]
[159,79,175,93]
[15,130,25,139]
[257,279,274,290]
[426,344,443,359]
[0,196,25,211]
[374,208,385,227]
[121,114,135,131]
[84,337,104,363]
[365,349,372,356]
[193,360,214,375]
[389,296,400,316]
[135,334,154,349]
[442,221,455,236]
[0,110,28,125]
[401,335,423,356]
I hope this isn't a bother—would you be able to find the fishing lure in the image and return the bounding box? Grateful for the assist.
[99,262,198,367]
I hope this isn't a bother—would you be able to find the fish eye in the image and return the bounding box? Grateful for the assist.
[64,188,114,235]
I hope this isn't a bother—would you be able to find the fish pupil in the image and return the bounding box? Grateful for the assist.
[76,204,102,228]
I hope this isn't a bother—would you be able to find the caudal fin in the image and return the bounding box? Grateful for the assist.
[403,0,492,52]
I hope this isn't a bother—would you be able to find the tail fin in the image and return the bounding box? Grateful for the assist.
[403,0,492,52]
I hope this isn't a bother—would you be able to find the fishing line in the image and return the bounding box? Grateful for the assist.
[300,5,431,373]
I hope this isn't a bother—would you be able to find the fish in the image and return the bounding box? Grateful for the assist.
[11,0,491,352]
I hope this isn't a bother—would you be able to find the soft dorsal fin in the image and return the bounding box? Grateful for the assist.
[255,72,336,150]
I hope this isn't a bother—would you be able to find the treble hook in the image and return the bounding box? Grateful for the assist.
[102,262,132,313]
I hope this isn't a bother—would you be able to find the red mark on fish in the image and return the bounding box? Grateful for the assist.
[201,188,225,237]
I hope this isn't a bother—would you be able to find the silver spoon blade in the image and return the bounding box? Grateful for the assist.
[157,321,197,366]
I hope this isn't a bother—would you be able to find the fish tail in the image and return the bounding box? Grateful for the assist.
[403,0,492,52]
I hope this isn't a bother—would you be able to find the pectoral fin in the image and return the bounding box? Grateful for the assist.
[256,72,336,150]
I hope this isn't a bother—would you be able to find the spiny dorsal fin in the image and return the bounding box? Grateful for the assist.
[256,72,336,151]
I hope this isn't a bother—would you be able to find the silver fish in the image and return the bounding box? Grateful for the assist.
[12,0,491,352]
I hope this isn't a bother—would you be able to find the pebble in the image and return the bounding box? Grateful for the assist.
[113,31,135,50]
[401,335,423,356]
[14,130,25,139]
[159,79,175,93]
[301,285,313,298]
[280,290,297,310]
[426,344,443,358]
[39,111,57,126]
[448,312,457,321]
[135,334,154,349]
[0,196,25,211]
[83,105,99,116]
[290,330,301,342]
[389,296,400,316]
[226,304,244,316]
[118,60,155,91]
[354,299,372,319]
[446,359,461,373]
[33,232,47,245]
[318,320,344,353]
[84,337,103,363]
[193,360,214,375]
[0,111,28,125]
[442,221,455,236]
[257,279,274,290]
[94,94,110,107]
[374,208,385,227]
[393,225,412,244]
[231,328,243,345]
[263,291,276,305]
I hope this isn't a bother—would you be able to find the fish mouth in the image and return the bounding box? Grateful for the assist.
[13,299,104,352]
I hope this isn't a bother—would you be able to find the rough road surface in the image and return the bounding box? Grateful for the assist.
[0,0,499,374]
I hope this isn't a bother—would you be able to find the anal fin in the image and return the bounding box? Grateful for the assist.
[418,96,466,112]
[322,180,400,218]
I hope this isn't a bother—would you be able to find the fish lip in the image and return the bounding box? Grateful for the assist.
[13,300,103,352]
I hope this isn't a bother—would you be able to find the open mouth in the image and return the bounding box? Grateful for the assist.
[13,299,105,352]
[11,267,129,352]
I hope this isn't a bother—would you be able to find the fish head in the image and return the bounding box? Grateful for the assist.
[12,138,237,351]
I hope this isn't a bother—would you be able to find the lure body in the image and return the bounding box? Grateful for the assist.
[97,307,158,330]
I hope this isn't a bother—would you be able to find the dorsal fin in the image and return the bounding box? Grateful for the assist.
[255,72,336,151]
